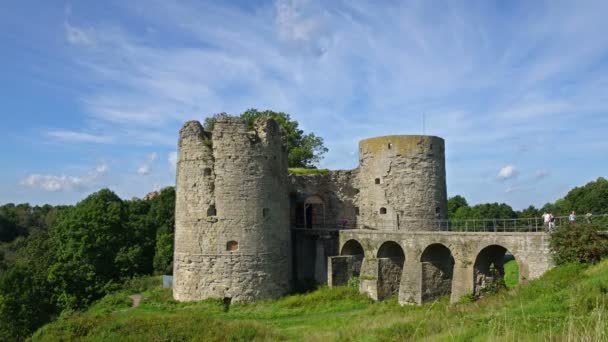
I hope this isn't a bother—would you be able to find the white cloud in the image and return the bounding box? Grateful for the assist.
[497,165,518,181]
[535,170,550,180]
[137,153,158,175]
[168,151,178,172]
[47,130,114,144]
[95,161,109,175]
[44,1,608,209]
[64,22,94,46]
[21,162,109,192]
[22,174,85,192]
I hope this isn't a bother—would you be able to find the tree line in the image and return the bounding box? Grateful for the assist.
[448,177,608,220]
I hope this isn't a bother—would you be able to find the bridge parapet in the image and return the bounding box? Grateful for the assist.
[303,214,608,233]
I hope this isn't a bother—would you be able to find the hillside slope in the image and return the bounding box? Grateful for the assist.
[33,260,608,341]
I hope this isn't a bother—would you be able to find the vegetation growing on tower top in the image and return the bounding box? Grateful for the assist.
[204,109,328,168]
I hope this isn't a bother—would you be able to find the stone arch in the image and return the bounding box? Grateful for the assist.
[420,243,454,302]
[376,241,405,300]
[304,194,325,228]
[473,244,520,297]
[337,239,364,281]
[341,239,364,257]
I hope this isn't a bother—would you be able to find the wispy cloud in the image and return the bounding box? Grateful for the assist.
[47,130,114,144]
[535,170,550,180]
[64,22,95,46]
[29,0,608,208]
[21,161,109,192]
[168,151,178,172]
[137,152,158,175]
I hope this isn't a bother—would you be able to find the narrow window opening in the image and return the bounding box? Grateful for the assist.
[263,208,270,217]
[207,205,217,217]
[375,178,381,184]
[355,207,360,215]
[435,207,441,214]
[203,168,212,176]
[226,240,239,251]
[430,144,433,150]
[380,207,387,214]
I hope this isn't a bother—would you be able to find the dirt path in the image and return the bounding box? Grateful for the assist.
[129,294,142,308]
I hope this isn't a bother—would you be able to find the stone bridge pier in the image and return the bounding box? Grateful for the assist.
[327,230,553,304]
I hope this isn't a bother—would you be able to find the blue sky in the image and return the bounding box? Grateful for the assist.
[1,0,607,209]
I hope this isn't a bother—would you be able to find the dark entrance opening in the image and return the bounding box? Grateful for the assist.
[376,241,405,300]
[420,243,454,302]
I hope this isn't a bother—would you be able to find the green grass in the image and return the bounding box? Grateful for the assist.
[504,259,519,289]
[288,168,330,175]
[32,260,608,341]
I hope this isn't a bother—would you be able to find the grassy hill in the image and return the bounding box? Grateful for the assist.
[32,260,608,341]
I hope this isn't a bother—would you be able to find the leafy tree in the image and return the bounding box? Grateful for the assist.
[47,189,133,310]
[518,205,540,219]
[562,177,608,214]
[0,230,57,341]
[204,109,328,168]
[448,195,468,218]
[122,199,155,275]
[148,187,176,274]
[0,265,55,341]
[452,202,517,220]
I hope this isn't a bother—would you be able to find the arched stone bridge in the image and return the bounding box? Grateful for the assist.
[327,229,553,304]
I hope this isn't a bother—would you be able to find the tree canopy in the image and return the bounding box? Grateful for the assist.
[204,109,328,168]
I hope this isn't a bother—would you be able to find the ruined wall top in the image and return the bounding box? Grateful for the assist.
[178,116,285,148]
[359,135,444,157]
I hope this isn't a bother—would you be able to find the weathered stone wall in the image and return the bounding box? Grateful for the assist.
[357,136,447,231]
[421,262,453,302]
[288,170,359,228]
[173,117,291,302]
[327,255,363,287]
[292,229,340,287]
[333,230,554,305]
[377,257,404,299]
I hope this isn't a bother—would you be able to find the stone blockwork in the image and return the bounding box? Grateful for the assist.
[331,230,553,304]
[173,117,291,302]
[288,170,359,228]
[357,136,447,231]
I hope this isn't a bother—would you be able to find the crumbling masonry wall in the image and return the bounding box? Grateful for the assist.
[357,136,447,231]
[173,117,291,302]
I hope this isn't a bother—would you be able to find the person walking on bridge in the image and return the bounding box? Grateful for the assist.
[569,211,576,225]
[543,212,555,232]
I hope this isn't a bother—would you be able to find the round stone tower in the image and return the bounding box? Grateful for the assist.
[173,116,291,302]
[357,135,447,231]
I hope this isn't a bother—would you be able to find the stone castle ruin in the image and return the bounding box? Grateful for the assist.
[173,116,553,305]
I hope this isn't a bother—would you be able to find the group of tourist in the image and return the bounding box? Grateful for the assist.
[542,211,593,232]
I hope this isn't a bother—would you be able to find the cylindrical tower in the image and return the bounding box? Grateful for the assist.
[173,116,291,302]
[357,135,447,231]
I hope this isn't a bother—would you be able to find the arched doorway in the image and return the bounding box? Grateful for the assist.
[420,243,454,302]
[335,239,365,286]
[376,241,405,300]
[304,195,325,229]
[473,245,519,297]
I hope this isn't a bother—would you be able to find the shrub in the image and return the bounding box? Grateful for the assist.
[550,223,608,264]
[347,276,360,290]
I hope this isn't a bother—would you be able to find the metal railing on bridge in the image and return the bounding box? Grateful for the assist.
[291,214,608,233]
